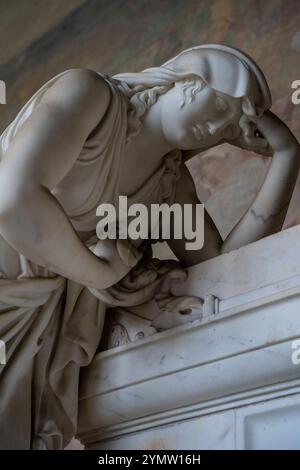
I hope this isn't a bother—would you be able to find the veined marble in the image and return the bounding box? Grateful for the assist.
[77,226,300,450]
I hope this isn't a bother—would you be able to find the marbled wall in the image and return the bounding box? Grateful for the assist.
[0,0,299,235]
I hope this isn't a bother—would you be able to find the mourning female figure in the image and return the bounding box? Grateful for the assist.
[0,45,298,448]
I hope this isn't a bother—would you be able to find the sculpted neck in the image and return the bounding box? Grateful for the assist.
[129,94,216,161]
[129,98,173,160]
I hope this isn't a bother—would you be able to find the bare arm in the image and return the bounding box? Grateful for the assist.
[169,111,299,265]
[0,69,131,289]
[222,111,300,253]
[167,163,222,267]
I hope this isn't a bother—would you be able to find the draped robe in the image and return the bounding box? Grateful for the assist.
[0,71,185,449]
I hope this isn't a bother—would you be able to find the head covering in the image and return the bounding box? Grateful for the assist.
[113,44,271,117]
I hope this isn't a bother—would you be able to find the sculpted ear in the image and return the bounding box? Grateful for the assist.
[242,96,257,117]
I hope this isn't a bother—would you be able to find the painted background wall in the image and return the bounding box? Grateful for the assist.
[0,0,299,237]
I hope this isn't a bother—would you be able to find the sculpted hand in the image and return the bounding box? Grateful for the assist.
[230,110,299,157]
[229,113,273,156]
[103,257,188,307]
[247,110,299,154]
[89,238,144,285]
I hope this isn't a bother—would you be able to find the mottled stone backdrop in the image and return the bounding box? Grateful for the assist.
[0,0,299,236]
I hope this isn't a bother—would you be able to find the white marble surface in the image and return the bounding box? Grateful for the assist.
[77,225,300,449]
[0,44,299,449]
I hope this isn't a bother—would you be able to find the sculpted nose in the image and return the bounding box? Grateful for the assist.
[207,122,225,135]
[207,119,228,135]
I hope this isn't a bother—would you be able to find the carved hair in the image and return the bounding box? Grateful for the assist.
[113,45,271,145]
[115,74,259,144]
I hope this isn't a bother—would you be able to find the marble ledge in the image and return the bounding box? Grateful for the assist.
[77,225,300,446]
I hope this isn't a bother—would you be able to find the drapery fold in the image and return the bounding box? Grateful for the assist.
[0,70,185,448]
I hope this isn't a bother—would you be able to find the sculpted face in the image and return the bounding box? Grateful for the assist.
[160,82,243,150]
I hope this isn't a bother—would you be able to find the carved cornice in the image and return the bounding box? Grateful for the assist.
[77,226,300,445]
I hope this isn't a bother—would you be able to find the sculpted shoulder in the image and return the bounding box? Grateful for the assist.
[38,68,111,134]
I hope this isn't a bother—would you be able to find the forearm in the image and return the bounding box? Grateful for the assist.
[222,112,300,253]
[167,164,222,267]
[0,183,127,289]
